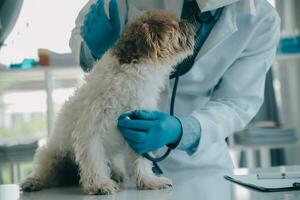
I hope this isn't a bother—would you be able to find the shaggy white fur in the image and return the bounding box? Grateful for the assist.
[20,11,194,195]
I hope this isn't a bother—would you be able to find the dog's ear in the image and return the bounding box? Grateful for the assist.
[139,22,159,62]
[112,21,160,65]
[112,11,179,65]
[140,17,181,61]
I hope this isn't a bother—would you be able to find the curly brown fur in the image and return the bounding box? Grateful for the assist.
[112,10,195,65]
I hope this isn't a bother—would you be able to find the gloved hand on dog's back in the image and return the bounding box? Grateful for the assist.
[81,0,121,59]
[117,110,183,154]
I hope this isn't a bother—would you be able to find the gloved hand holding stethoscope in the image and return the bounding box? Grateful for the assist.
[117,110,183,155]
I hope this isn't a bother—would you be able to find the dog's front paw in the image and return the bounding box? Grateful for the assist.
[136,176,172,190]
[20,176,45,192]
[84,180,119,195]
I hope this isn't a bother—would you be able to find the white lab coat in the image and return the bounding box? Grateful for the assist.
[69,0,280,171]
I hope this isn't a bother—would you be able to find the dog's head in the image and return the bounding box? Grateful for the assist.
[112,10,195,67]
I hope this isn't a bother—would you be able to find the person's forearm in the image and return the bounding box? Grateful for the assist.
[80,41,96,72]
[176,116,201,155]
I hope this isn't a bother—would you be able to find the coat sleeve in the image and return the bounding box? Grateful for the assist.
[191,10,281,155]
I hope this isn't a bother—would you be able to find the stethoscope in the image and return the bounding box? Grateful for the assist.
[124,0,224,173]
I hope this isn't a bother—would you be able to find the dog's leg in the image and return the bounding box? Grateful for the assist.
[134,157,173,190]
[126,148,172,190]
[20,143,65,192]
[73,133,119,195]
[110,153,126,183]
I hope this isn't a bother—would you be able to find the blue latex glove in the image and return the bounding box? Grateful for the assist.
[81,0,121,59]
[117,110,183,154]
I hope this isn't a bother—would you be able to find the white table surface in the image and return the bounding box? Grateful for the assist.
[2,166,300,200]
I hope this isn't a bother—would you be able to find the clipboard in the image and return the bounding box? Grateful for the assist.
[224,174,300,192]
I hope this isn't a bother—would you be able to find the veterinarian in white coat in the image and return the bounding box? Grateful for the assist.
[69,0,280,172]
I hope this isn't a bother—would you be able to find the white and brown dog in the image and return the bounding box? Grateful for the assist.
[21,10,195,195]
